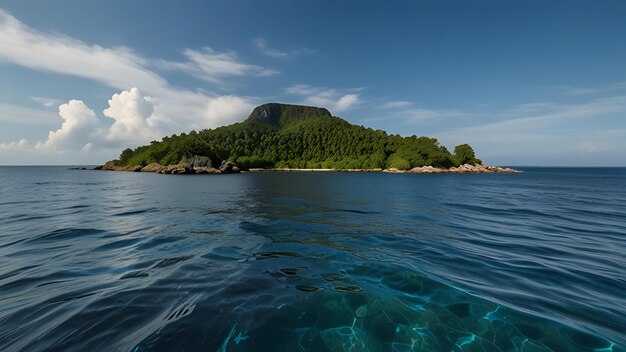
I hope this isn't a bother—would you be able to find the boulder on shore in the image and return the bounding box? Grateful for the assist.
[219,160,241,174]
[96,160,133,171]
[193,167,221,174]
[159,164,186,174]
[141,163,166,173]
[409,166,445,173]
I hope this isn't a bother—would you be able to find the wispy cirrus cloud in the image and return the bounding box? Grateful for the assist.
[159,46,279,84]
[30,97,63,108]
[0,9,166,93]
[435,95,626,165]
[254,38,314,59]
[379,100,467,122]
[562,82,626,96]
[502,95,626,121]
[286,84,361,112]
[0,9,278,92]
[379,101,413,109]
[368,93,626,166]
[0,102,58,125]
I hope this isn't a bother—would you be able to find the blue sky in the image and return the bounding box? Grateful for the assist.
[1,0,625,165]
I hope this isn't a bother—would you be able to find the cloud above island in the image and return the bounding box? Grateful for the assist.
[1,89,158,154]
[1,88,256,157]
[35,100,103,151]
[286,84,361,113]
[434,95,626,166]
[158,46,279,84]
[2,4,626,166]
[378,100,467,122]
[0,8,265,100]
[0,10,165,92]
[30,97,63,108]
[0,9,265,162]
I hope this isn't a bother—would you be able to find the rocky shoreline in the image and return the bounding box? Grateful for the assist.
[250,164,520,174]
[94,160,520,174]
[95,160,241,174]
[385,164,521,174]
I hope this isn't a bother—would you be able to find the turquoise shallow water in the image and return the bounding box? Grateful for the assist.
[0,166,624,351]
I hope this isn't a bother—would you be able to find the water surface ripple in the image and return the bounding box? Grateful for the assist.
[0,167,624,351]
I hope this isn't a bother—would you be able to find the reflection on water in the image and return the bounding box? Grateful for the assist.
[0,167,625,351]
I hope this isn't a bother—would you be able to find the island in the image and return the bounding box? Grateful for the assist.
[96,103,519,174]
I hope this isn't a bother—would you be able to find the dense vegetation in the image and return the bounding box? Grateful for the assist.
[117,103,481,170]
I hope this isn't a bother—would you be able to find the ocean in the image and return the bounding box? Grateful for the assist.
[0,166,624,351]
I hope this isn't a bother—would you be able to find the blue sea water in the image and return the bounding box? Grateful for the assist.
[0,166,624,351]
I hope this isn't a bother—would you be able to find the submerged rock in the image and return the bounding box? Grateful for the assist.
[254,251,303,260]
[280,268,299,276]
[296,285,324,292]
[332,285,364,293]
[321,274,345,282]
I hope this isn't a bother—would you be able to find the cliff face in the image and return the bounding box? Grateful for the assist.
[246,103,332,127]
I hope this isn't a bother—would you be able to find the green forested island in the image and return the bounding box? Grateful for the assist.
[106,103,487,173]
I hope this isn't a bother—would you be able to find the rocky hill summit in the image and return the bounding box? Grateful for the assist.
[246,103,332,127]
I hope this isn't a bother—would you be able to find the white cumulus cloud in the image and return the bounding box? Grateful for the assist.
[103,88,161,144]
[3,87,257,157]
[0,138,29,151]
[204,95,255,128]
[35,100,103,151]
